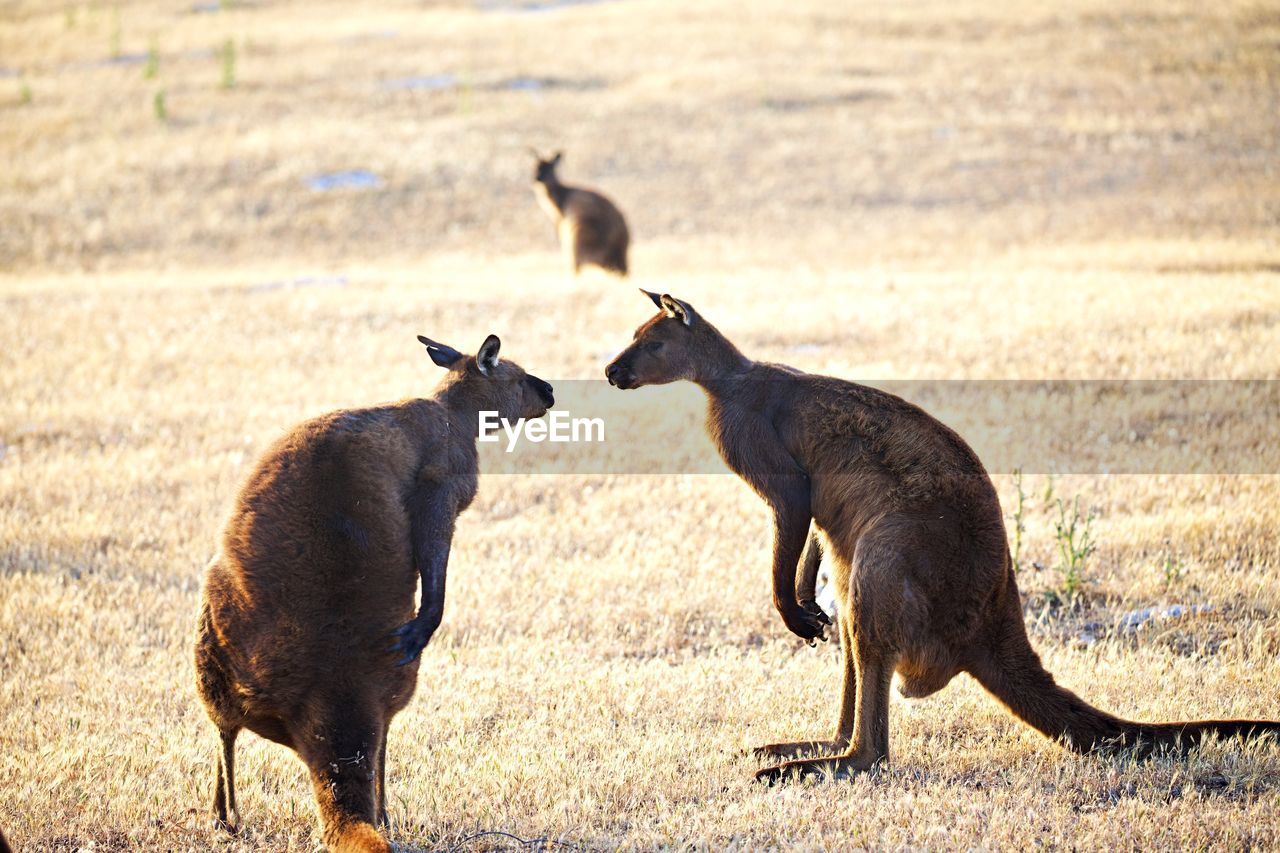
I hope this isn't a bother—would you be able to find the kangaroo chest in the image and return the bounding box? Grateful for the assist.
[533,183,565,224]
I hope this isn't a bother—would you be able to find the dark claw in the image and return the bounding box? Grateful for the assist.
[801,601,832,626]
[388,619,430,666]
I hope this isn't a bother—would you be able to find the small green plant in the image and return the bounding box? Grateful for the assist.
[153,88,167,121]
[19,80,32,105]
[110,5,122,58]
[1042,474,1056,509]
[144,36,159,79]
[458,71,473,114]
[1010,468,1027,573]
[220,38,236,89]
[1161,550,1185,588]
[1053,496,1096,600]
[65,7,77,29]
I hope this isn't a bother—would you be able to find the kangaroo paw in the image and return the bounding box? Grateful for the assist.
[388,618,435,666]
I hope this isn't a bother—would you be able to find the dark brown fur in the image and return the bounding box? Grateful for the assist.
[606,291,1280,784]
[194,335,552,849]
[532,151,630,276]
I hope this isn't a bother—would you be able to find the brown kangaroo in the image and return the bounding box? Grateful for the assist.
[531,150,630,276]
[194,334,553,849]
[606,291,1280,784]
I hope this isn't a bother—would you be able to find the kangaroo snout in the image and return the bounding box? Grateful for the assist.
[605,360,633,389]
[531,376,555,411]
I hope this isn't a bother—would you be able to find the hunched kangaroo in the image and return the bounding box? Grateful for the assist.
[605,290,1280,784]
[531,150,630,276]
[195,334,553,850]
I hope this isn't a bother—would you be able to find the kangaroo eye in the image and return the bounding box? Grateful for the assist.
[645,341,664,353]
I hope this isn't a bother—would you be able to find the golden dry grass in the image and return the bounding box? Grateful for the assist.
[2,0,1279,849]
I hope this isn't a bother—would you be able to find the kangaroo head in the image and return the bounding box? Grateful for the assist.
[532,150,563,187]
[606,290,720,389]
[419,334,554,420]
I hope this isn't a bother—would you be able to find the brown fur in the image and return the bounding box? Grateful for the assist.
[606,291,1280,784]
[194,335,553,849]
[532,151,630,276]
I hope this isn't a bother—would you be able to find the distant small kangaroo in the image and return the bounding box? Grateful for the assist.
[606,291,1280,784]
[194,334,553,850]
[531,150,630,276]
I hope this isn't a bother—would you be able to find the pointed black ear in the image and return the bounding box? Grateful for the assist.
[477,334,501,375]
[550,151,563,166]
[640,288,663,310]
[660,294,693,326]
[417,335,464,368]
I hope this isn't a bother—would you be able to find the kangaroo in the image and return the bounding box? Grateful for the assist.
[531,150,630,277]
[606,290,1280,784]
[194,334,553,850]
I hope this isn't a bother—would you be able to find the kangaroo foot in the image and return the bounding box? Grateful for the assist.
[212,809,241,834]
[754,751,884,786]
[751,739,847,760]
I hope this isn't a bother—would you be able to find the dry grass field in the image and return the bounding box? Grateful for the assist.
[3,0,1280,849]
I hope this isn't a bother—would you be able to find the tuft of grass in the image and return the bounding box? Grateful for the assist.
[220,38,236,89]
[109,5,122,58]
[144,36,159,80]
[1162,549,1186,589]
[153,89,167,121]
[1042,474,1056,509]
[19,80,32,105]
[1010,468,1028,573]
[458,71,473,114]
[1053,496,1097,600]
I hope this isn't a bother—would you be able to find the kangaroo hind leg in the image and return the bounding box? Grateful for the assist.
[756,531,906,784]
[754,612,858,760]
[213,727,240,832]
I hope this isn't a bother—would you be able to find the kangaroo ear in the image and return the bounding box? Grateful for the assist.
[639,288,663,310]
[551,151,563,166]
[418,335,464,368]
[660,294,693,326]
[477,334,501,375]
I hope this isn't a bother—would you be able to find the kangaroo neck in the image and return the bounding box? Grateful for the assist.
[431,385,488,455]
[538,180,570,213]
[689,337,755,397]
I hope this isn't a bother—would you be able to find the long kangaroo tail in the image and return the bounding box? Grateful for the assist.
[969,587,1280,756]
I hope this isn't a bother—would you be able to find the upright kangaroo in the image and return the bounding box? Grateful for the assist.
[531,150,630,276]
[606,291,1280,784]
[194,334,553,850]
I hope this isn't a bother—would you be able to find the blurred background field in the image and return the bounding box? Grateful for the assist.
[1,0,1279,849]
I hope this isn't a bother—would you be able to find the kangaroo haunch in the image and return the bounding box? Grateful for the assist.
[194,334,553,850]
[531,149,630,277]
[606,290,1280,785]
